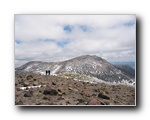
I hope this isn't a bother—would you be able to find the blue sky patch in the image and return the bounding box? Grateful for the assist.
[15,40,22,44]
[39,38,70,48]
[63,25,73,33]
[57,40,70,48]
[43,39,55,43]
[80,25,91,32]
[124,21,135,27]
[110,21,135,29]
[39,39,55,43]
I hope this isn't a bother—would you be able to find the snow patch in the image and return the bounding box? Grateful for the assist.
[51,65,61,75]
[66,66,72,71]
[116,70,121,74]
[37,71,45,75]
[25,66,32,71]
[19,85,43,90]
[111,79,135,86]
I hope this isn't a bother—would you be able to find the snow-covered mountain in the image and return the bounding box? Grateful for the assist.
[15,55,135,83]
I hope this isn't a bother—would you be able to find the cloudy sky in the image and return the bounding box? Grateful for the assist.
[15,15,136,67]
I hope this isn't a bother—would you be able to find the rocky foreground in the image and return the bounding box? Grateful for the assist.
[15,72,135,105]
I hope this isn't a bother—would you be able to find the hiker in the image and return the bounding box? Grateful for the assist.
[46,70,50,75]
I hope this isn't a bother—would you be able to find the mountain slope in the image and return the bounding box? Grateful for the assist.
[15,55,135,83]
[114,65,135,78]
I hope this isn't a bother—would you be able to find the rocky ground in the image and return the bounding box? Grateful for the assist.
[15,72,135,105]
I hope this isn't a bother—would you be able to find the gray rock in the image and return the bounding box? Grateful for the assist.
[24,91,33,97]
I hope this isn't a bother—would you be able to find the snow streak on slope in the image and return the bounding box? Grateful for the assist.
[50,65,62,75]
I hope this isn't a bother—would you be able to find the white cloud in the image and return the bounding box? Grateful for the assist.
[15,41,62,63]
[15,15,136,67]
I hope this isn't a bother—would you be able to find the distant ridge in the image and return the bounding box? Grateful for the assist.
[110,61,135,69]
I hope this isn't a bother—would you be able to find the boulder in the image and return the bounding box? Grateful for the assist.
[33,81,39,86]
[52,82,56,85]
[87,98,101,105]
[98,92,110,100]
[43,96,50,100]
[57,89,62,92]
[68,87,78,92]
[26,75,33,80]
[24,91,33,97]
[43,89,58,95]
[23,81,30,87]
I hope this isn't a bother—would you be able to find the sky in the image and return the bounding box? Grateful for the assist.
[15,15,136,67]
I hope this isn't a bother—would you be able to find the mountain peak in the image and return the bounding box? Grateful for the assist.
[16,55,135,84]
[69,55,103,62]
[77,55,99,58]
